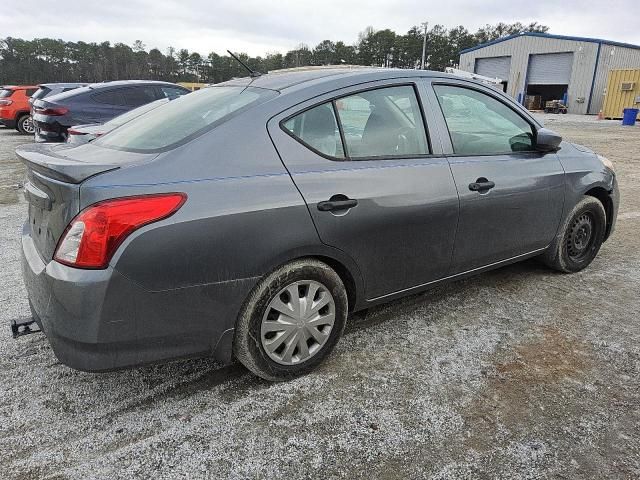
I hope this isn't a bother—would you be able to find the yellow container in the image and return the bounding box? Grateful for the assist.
[602,69,640,119]
[177,82,209,92]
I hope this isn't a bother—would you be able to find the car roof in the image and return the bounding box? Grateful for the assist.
[41,80,185,103]
[218,66,442,92]
[1,85,38,90]
[87,80,182,90]
[39,83,88,88]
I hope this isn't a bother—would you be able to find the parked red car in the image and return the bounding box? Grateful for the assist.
[0,85,38,134]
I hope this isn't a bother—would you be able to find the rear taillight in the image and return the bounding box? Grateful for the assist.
[0,99,13,106]
[54,193,186,269]
[67,129,86,135]
[35,106,69,116]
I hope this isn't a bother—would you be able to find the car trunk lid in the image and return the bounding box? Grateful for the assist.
[17,143,155,261]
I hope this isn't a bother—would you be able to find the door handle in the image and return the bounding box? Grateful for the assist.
[317,197,358,212]
[468,178,495,192]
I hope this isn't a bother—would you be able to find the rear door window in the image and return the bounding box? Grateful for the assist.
[282,84,429,160]
[92,89,127,106]
[121,86,157,107]
[160,86,189,99]
[335,85,429,158]
[283,103,345,158]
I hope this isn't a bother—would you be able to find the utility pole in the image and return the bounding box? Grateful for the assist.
[421,22,428,69]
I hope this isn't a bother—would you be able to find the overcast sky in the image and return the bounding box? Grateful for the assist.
[1,0,638,56]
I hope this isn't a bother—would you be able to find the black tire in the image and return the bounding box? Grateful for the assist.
[234,259,348,381]
[541,196,606,273]
[16,115,34,135]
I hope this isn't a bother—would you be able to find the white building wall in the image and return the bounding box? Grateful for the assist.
[459,35,600,114]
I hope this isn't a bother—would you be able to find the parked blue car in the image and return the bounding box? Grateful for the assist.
[31,80,189,142]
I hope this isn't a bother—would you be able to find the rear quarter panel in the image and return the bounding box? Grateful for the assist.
[78,105,349,338]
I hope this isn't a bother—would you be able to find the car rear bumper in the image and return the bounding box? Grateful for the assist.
[34,130,65,142]
[0,118,17,128]
[33,124,66,142]
[21,222,255,371]
[32,115,67,142]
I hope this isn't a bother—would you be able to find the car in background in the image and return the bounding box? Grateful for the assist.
[29,83,88,111]
[0,85,38,134]
[31,80,189,142]
[17,68,618,381]
[67,98,169,145]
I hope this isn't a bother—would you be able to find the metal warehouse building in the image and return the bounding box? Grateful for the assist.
[458,32,640,114]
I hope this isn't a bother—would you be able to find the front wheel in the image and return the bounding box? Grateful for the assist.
[541,196,607,273]
[234,259,348,381]
[16,115,35,135]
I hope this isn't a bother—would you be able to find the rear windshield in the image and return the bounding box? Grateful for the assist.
[95,86,277,152]
[31,87,51,100]
[105,98,169,128]
[0,89,14,98]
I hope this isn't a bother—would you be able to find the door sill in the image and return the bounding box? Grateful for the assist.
[367,247,547,303]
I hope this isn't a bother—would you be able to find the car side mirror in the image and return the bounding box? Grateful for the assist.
[536,128,562,152]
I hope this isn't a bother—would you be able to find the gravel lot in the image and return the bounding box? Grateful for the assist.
[0,117,639,479]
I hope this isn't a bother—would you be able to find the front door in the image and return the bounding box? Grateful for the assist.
[268,81,459,300]
[429,81,565,273]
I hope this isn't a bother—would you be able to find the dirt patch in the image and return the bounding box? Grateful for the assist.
[464,327,591,451]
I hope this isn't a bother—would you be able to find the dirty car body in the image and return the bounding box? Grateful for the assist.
[18,69,619,375]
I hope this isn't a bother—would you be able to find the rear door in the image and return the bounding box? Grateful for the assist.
[427,79,565,273]
[268,80,459,300]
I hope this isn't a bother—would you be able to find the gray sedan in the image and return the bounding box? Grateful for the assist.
[18,68,619,381]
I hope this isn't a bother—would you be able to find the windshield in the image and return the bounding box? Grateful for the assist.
[105,99,169,128]
[95,86,277,152]
[0,89,14,98]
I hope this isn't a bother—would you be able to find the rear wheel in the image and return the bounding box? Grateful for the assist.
[16,115,35,135]
[541,196,606,272]
[234,259,348,381]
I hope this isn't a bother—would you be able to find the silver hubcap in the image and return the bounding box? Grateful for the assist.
[260,280,335,365]
[22,117,35,134]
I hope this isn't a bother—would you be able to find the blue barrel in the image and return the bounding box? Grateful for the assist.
[622,108,639,126]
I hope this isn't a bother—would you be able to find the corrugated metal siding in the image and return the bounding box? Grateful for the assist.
[602,69,640,119]
[474,56,511,80]
[527,52,574,84]
[459,35,600,114]
[589,46,640,113]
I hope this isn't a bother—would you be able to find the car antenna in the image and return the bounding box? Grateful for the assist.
[227,50,262,78]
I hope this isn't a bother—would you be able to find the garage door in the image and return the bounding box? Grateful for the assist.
[527,52,574,84]
[475,56,511,80]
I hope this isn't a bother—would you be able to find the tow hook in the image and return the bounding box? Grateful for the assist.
[10,318,42,338]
